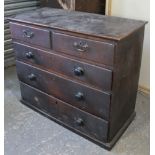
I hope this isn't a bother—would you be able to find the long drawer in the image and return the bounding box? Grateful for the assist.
[53,32,115,66]
[20,82,108,141]
[10,22,51,48]
[14,42,112,91]
[16,61,111,120]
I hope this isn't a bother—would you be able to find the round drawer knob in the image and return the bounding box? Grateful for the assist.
[28,73,36,81]
[75,92,84,101]
[76,118,84,126]
[26,52,34,59]
[74,67,84,76]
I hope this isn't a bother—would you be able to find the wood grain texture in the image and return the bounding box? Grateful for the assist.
[16,61,111,120]
[20,82,109,142]
[8,7,146,41]
[9,8,147,149]
[52,32,115,66]
[20,83,136,150]
[108,26,145,141]
[10,22,51,48]
[14,42,112,91]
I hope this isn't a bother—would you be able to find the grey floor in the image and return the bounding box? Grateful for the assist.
[4,66,150,155]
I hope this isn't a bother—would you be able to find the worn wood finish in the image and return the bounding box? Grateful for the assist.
[16,61,111,120]
[53,32,114,66]
[108,27,145,141]
[9,8,146,150]
[20,82,136,150]
[8,7,146,41]
[10,22,51,48]
[14,42,112,91]
[20,82,108,141]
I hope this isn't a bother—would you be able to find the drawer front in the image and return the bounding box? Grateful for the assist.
[10,22,51,48]
[14,42,112,91]
[53,32,114,66]
[16,61,111,120]
[20,82,108,141]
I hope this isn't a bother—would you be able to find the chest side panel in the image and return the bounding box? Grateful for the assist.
[108,27,145,141]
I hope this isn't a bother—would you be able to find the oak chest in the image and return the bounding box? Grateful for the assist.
[9,8,146,150]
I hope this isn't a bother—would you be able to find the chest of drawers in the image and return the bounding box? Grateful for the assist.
[9,8,146,150]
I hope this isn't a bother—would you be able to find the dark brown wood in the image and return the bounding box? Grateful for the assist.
[9,8,147,150]
[75,0,106,14]
[108,26,145,141]
[20,82,108,141]
[8,8,146,41]
[41,0,74,10]
[40,0,106,15]
[14,42,112,91]
[10,22,51,48]
[21,87,136,151]
[16,61,111,120]
[52,32,114,66]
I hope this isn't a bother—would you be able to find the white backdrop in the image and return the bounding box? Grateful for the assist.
[107,0,150,90]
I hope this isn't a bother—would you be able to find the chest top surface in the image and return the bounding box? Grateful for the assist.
[9,7,146,41]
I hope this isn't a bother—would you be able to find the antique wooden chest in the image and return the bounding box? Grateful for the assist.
[9,8,146,150]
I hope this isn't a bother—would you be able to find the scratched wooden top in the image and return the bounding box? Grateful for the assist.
[9,7,146,41]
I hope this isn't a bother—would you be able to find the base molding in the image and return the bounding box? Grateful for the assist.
[21,99,136,150]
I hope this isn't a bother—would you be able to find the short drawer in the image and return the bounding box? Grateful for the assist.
[16,61,111,120]
[20,82,108,142]
[14,42,112,91]
[10,22,51,48]
[53,32,115,66]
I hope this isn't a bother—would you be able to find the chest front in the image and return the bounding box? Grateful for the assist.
[9,8,146,150]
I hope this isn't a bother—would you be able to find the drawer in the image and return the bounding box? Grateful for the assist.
[53,32,115,66]
[14,42,112,91]
[20,82,108,141]
[10,22,51,48]
[16,61,111,120]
